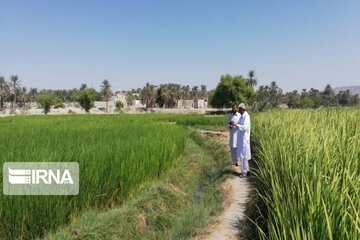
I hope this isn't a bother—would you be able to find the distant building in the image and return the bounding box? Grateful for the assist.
[177,99,193,109]
[94,101,115,111]
[197,99,208,109]
[112,93,127,106]
[177,99,208,109]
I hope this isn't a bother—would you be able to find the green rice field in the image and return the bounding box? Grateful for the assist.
[0,114,191,239]
[251,109,360,240]
[0,109,359,239]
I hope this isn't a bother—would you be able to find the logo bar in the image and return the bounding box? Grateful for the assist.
[3,162,79,195]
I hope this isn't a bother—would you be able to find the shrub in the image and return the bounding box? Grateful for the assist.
[76,89,97,113]
[36,94,53,114]
[54,97,65,108]
[116,101,124,111]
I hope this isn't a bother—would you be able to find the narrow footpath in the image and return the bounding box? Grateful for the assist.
[199,131,252,240]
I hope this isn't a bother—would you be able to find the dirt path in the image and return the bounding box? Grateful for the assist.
[199,130,252,240]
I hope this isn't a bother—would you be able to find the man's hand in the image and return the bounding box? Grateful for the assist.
[229,121,234,127]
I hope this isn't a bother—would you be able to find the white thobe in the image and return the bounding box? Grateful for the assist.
[235,111,251,174]
[227,112,240,148]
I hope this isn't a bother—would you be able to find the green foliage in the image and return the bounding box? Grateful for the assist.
[115,101,124,111]
[155,83,181,108]
[287,99,301,108]
[140,82,156,108]
[288,97,323,109]
[209,74,257,108]
[36,94,53,114]
[288,97,316,109]
[322,84,336,106]
[76,89,101,113]
[300,97,315,108]
[246,70,257,88]
[53,97,64,108]
[256,82,283,110]
[100,79,112,102]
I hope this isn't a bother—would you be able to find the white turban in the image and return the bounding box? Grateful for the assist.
[238,103,246,110]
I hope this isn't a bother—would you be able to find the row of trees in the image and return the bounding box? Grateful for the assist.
[0,76,114,108]
[209,71,359,110]
[0,75,212,113]
[139,83,208,108]
[254,82,359,111]
[1,71,359,113]
[0,76,115,113]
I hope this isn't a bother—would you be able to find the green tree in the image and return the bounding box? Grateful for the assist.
[246,70,257,88]
[191,86,199,107]
[140,83,156,108]
[76,89,100,113]
[36,94,53,114]
[200,85,208,99]
[79,84,87,91]
[322,84,336,107]
[336,90,351,106]
[287,99,301,109]
[20,87,28,107]
[155,84,181,108]
[28,88,39,102]
[54,97,65,108]
[209,74,257,108]
[10,75,20,108]
[349,94,359,106]
[100,79,112,112]
[300,97,315,108]
[115,101,124,111]
[308,88,322,108]
[0,76,9,109]
[181,85,191,100]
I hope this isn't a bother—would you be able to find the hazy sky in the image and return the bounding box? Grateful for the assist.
[1,0,359,92]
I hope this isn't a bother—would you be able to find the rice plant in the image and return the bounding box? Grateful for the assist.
[251,109,360,240]
[0,114,186,239]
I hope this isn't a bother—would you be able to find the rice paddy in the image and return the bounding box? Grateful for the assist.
[0,114,188,239]
[0,109,359,239]
[251,109,360,239]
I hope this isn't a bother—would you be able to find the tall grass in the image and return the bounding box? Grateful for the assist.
[251,109,360,239]
[0,114,186,239]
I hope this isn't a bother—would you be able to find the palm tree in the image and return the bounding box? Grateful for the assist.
[79,84,87,91]
[164,84,181,108]
[247,70,257,88]
[100,79,112,112]
[28,88,39,102]
[140,83,155,108]
[200,85,208,100]
[20,87,28,107]
[181,85,191,100]
[126,92,135,106]
[0,76,9,109]
[191,86,199,108]
[10,75,20,108]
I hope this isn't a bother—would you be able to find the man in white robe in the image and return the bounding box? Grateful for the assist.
[227,104,240,166]
[233,103,251,177]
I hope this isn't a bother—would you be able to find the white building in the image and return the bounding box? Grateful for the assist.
[112,92,127,106]
[177,99,208,109]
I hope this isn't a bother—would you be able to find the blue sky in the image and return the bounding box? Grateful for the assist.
[0,0,359,92]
